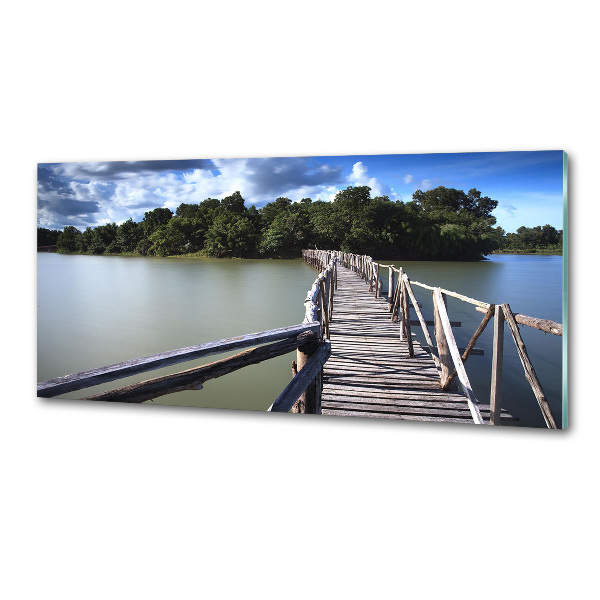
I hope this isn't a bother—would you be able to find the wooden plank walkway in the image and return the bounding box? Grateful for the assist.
[322,266,516,424]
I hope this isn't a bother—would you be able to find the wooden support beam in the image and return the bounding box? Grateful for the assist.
[444,304,494,390]
[490,305,504,425]
[401,277,414,357]
[433,288,484,424]
[391,271,402,323]
[502,303,558,428]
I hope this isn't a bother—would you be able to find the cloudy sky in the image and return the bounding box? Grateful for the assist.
[37,151,565,233]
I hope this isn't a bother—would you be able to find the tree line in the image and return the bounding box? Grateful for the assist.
[37,186,562,260]
[500,225,563,254]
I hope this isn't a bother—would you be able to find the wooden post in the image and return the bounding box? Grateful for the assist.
[334,259,338,291]
[270,341,331,413]
[490,304,504,425]
[404,275,441,373]
[388,267,394,312]
[401,279,414,356]
[433,290,456,390]
[318,279,329,339]
[391,269,402,323]
[291,331,321,413]
[375,263,380,298]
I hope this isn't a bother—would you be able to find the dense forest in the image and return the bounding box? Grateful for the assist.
[37,185,563,260]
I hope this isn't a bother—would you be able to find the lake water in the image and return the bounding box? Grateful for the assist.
[37,253,564,427]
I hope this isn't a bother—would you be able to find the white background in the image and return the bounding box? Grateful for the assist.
[2,1,598,598]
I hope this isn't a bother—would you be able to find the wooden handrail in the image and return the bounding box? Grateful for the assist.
[79,332,317,404]
[301,250,338,339]
[476,306,562,336]
[38,321,321,398]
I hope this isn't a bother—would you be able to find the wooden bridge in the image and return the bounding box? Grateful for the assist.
[300,249,562,427]
[320,264,515,423]
[37,249,562,428]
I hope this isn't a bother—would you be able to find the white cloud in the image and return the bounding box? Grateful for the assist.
[39,157,348,228]
[345,161,397,199]
[420,179,433,191]
[404,174,414,184]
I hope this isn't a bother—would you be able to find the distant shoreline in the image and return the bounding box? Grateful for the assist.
[490,249,562,256]
[39,249,563,261]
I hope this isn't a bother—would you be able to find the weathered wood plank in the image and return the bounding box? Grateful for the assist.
[433,288,484,424]
[322,408,474,423]
[78,332,315,404]
[490,304,504,425]
[321,400,517,420]
[433,290,454,389]
[444,304,494,389]
[322,393,516,415]
[38,321,321,398]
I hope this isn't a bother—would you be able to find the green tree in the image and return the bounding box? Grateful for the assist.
[142,207,173,235]
[259,206,310,257]
[220,191,246,214]
[147,220,187,256]
[37,228,60,247]
[116,218,143,253]
[204,212,258,257]
[57,226,82,253]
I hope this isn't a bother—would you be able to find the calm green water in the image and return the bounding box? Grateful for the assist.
[37,253,564,427]
[37,254,319,412]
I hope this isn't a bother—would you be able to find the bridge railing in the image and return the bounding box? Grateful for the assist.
[38,322,331,413]
[324,250,562,428]
[294,249,341,412]
[301,249,338,339]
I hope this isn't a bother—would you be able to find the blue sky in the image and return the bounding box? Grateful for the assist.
[38,150,565,233]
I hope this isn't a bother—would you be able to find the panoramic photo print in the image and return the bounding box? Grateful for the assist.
[37,151,567,428]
